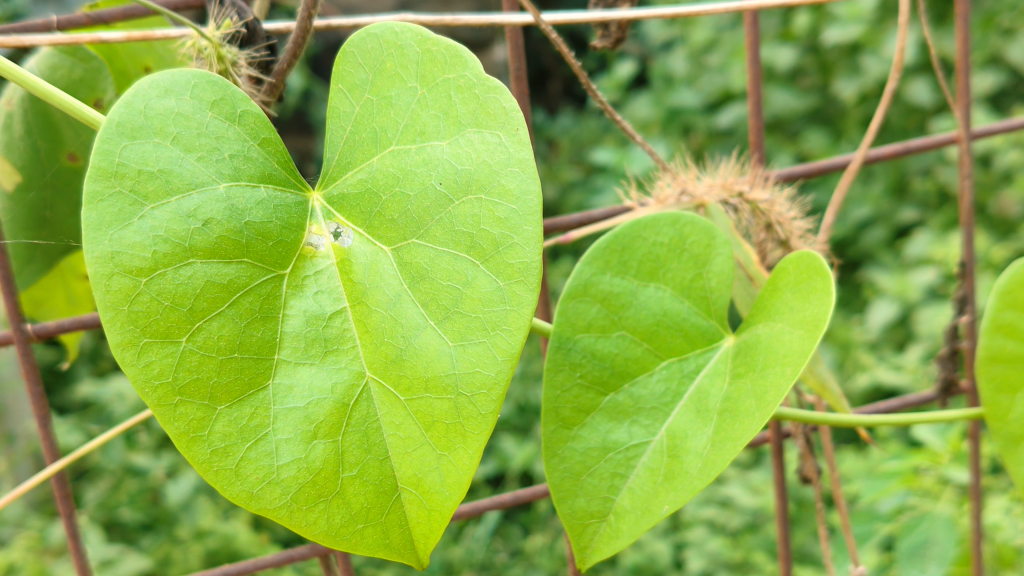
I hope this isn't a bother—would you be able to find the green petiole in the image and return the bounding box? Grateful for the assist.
[130,0,217,44]
[530,317,553,339]
[0,409,153,514]
[772,405,984,428]
[0,54,105,130]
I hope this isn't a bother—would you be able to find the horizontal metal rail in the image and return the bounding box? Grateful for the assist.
[0,0,848,48]
[0,0,203,34]
[544,115,1024,235]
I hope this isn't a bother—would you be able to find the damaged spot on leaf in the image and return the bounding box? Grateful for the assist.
[303,226,326,251]
[0,155,22,193]
[326,220,354,248]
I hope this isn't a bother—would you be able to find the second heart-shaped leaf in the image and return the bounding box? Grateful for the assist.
[977,258,1024,494]
[83,22,541,569]
[542,211,834,570]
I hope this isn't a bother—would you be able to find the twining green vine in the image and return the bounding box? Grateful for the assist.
[772,406,984,428]
[0,54,105,129]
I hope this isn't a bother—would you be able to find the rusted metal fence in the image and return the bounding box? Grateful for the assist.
[0,1,1006,575]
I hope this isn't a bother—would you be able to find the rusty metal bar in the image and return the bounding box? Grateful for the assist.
[189,544,329,576]
[449,483,551,522]
[188,484,551,576]
[0,223,92,576]
[0,0,852,49]
[744,11,766,166]
[565,532,582,576]
[317,555,340,576]
[544,205,632,235]
[503,0,534,143]
[744,10,790,575]
[333,552,356,576]
[501,0,552,356]
[0,0,204,34]
[954,0,983,573]
[767,420,793,576]
[0,312,101,347]
[772,115,1024,182]
[541,115,1024,236]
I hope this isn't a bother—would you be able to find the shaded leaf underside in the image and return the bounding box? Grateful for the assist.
[0,46,115,290]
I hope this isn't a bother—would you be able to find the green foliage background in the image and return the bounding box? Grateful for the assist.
[3,0,1024,574]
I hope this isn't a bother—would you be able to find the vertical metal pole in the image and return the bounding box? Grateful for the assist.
[502,0,552,353]
[564,533,582,576]
[744,11,766,166]
[503,0,534,143]
[0,222,92,576]
[954,0,983,574]
[317,555,340,576]
[768,421,793,576]
[745,10,791,576]
[501,4,566,573]
[333,551,356,576]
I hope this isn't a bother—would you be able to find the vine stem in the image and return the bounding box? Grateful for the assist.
[0,409,153,513]
[773,405,982,427]
[515,0,672,174]
[0,54,105,130]
[810,397,863,573]
[793,421,836,576]
[130,0,216,43]
[530,317,553,339]
[260,0,321,105]
[816,0,911,244]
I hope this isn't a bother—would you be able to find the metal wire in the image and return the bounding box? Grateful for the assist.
[0,0,849,48]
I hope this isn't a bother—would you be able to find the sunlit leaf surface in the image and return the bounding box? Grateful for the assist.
[82,22,541,568]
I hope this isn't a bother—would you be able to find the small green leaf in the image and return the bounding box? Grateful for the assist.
[20,250,96,367]
[977,257,1024,492]
[0,46,116,290]
[542,211,834,570]
[83,22,541,568]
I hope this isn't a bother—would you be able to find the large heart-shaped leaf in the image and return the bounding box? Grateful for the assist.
[82,22,541,568]
[977,257,1024,492]
[542,211,834,570]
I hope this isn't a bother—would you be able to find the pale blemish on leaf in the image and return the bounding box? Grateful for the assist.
[303,225,327,251]
[0,155,21,193]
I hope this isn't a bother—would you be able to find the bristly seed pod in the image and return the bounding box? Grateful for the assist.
[183,1,276,111]
[619,153,828,268]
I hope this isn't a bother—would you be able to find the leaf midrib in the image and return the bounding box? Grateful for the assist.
[308,196,425,561]
[580,338,734,563]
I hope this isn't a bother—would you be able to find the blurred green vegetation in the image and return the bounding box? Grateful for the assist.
[3,0,1024,574]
